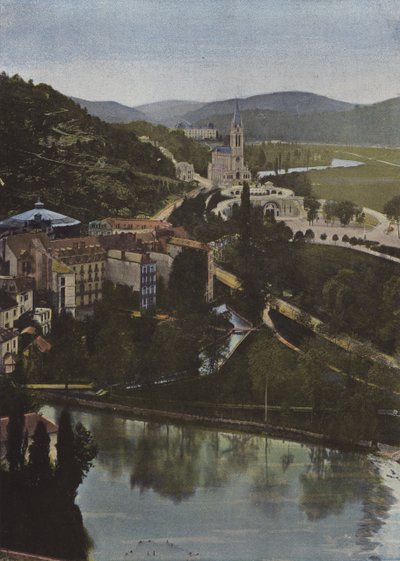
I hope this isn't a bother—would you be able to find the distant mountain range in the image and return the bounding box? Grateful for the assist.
[135,100,205,126]
[72,91,400,147]
[71,97,148,123]
[181,91,357,123]
[200,97,400,145]
[72,91,357,126]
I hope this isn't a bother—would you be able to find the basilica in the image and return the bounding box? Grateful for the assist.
[207,100,252,186]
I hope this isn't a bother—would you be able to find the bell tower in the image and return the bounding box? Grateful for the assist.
[230,100,244,179]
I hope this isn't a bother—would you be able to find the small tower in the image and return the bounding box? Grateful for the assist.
[230,100,244,180]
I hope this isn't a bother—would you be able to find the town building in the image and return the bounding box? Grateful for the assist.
[50,237,106,309]
[0,290,19,329]
[0,199,81,238]
[51,259,76,316]
[33,307,52,335]
[207,101,251,186]
[212,181,306,221]
[175,121,217,140]
[88,218,172,237]
[0,276,34,318]
[106,250,157,310]
[0,233,76,316]
[1,232,53,288]
[0,326,18,374]
[175,161,195,182]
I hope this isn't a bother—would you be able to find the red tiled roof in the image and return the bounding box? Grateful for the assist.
[33,336,52,353]
[0,412,57,442]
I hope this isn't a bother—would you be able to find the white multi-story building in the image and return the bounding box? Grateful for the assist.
[0,276,34,317]
[33,307,52,335]
[175,121,217,140]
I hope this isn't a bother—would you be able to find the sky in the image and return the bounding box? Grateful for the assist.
[1,0,400,107]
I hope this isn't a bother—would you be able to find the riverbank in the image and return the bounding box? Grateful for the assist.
[41,391,384,456]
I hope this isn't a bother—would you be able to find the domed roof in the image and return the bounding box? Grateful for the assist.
[0,199,80,229]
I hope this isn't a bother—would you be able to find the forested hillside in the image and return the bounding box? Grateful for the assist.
[116,120,211,176]
[200,98,400,145]
[0,73,186,222]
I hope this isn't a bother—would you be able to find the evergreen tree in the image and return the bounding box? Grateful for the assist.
[240,181,251,249]
[6,404,25,471]
[55,409,75,496]
[55,410,98,499]
[29,420,52,486]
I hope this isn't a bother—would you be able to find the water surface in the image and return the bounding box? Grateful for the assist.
[41,405,400,561]
[258,158,364,178]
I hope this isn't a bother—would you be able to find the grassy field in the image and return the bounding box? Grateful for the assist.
[308,144,400,212]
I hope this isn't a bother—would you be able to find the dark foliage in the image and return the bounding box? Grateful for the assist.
[0,73,189,221]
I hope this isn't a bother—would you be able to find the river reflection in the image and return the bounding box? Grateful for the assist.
[41,405,399,561]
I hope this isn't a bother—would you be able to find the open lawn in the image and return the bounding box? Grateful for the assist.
[309,145,400,212]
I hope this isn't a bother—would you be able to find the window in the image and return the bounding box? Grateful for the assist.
[60,277,65,287]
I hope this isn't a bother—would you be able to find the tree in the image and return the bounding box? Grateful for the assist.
[29,420,52,487]
[335,200,357,226]
[323,200,337,223]
[168,248,208,316]
[240,181,251,248]
[6,404,25,472]
[55,410,97,499]
[332,233,339,244]
[304,229,315,243]
[304,196,321,225]
[384,195,400,238]
[55,410,75,494]
[248,334,291,423]
[293,230,305,243]
[298,346,329,416]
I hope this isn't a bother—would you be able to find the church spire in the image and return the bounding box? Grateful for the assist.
[232,99,242,127]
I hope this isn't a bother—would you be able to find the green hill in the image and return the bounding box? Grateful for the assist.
[0,73,189,222]
[115,120,211,176]
[71,97,148,123]
[198,98,400,146]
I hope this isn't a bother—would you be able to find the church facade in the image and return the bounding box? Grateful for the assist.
[207,101,251,186]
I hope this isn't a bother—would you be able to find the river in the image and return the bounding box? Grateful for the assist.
[258,158,364,178]
[199,304,251,376]
[41,404,400,561]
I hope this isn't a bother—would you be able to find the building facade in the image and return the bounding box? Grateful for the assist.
[0,290,19,330]
[207,101,251,186]
[33,307,52,335]
[0,276,34,318]
[175,122,217,140]
[175,161,195,182]
[212,182,306,221]
[88,218,172,237]
[106,250,157,310]
[50,237,106,308]
[0,326,18,374]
